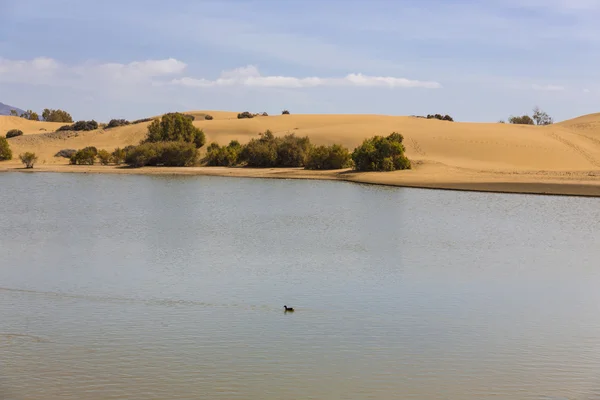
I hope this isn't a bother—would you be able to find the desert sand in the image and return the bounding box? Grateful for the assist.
[2,111,600,197]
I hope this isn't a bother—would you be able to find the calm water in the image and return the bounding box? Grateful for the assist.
[1,173,600,400]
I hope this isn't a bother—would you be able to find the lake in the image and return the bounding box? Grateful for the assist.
[1,172,600,400]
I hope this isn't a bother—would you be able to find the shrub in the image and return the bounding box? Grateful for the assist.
[131,117,154,124]
[42,109,73,123]
[203,140,243,166]
[97,149,112,165]
[106,119,130,129]
[532,106,553,126]
[6,129,23,138]
[0,137,12,160]
[239,130,279,167]
[145,112,205,148]
[305,144,352,170]
[54,149,77,158]
[56,120,98,132]
[237,111,254,119]
[69,147,97,165]
[508,115,535,125]
[204,115,213,120]
[351,132,411,172]
[111,148,126,165]
[19,152,38,168]
[282,110,290,115]
[124,142,198,168]
[427,114,453,122]
[276,133,311,167]
[261,112,268,116]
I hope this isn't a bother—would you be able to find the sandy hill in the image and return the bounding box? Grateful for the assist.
[2,111,600,196]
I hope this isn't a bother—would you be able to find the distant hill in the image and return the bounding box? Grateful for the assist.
[0,102,25,116]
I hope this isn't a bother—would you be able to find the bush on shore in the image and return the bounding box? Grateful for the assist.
[125,142,198,168]
[19,152,38,168]
[0,137,12,160]
[6,129,23,138]
[351,132,411,171]
[111,148,127,165]
[305,144,352,170]
[69,147,98,165]
[97,149,112,165]
[203,141,243,166]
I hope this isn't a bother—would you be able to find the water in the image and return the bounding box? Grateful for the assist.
[1,172,600,400]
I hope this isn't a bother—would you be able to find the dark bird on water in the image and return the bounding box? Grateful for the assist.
[284,305,294,312]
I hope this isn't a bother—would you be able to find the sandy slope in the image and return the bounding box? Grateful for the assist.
[2,111,600,196]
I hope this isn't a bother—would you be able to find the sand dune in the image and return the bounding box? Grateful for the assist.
[2,111,600,196]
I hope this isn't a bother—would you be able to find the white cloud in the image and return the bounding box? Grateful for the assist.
[171,65,441,89]
[532,84,565,91]
[0,57,186,86]
[583,88,591,93]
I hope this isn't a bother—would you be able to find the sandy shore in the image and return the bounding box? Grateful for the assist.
[2,162,599,197]
[2,110,600,197]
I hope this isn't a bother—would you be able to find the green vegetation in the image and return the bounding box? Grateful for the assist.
[237,111,254,119]
[42,109,73,123]
[97,149,112,165]
[508,106,553,126]
[427,114,454,122]
[125,142,198,167]
[57,120,99,132]
[6,129,23,138]
[145,112,205,148]
[54,149,77,158]
[305,144,352,170]
[131,117,154,124]
[282,110,290,115]
[205,115,214,120]
[0,137,12,160]
[9,110,19,117]
[19,152,38,168]
[69,147,97,165]
[20,110,39,121]
[508,115,534,125]
[111,148,126,165]
[106,119,130,129]
[351,132,411,171]
[203,141,243,166]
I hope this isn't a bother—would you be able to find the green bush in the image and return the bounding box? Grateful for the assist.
[6,129,23,138]
[69,147,97,165]
[239,130,279,167]
[55,149,77,158]
[111,148,126,165]
[203,140,243,166]
[106,119,130,129]
[19,152,38,168]
[351,132,411,171]
[42,109,73,123]
[508,115,535,125]
[305,144,352,170]
[132,117,153,124]
[0,137,12,160]
[282,110,290,115]
[237,111,254,119]
[427,114,454,122]
[125,142,198,168]
[97,149,112,165]
[57,120,98,132]
[145,112,205,148]
[205,115,213,120]
[276,133,311,167]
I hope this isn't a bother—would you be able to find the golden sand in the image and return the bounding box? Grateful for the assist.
[2,111,600,197]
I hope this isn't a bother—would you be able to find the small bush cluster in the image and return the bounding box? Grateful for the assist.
[508,115,534,125]
[205,115,214,120]
[282,110,290,115]
[125,142,198,167]
[351,132,411,172]
[111,148,127,165]
[19,152,38,168]
[204,141,243,166]
[57,120,99,132]
[70,147,98,165]
[131,117,154,124]
[427,114,454,122]
[305,144,352,170]
[54,149,77,158]
[0,137,12,160]
[507,106,553,126]
[237,111,254,119]
[106,119,130,129]
[6,129,23,138]
[42,109,73,123]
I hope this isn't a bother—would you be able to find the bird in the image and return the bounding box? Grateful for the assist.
[284,305,294,312]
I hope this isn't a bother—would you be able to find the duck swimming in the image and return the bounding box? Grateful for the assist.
[284,305,294,312]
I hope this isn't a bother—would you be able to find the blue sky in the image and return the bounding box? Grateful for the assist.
[1,0,599,122]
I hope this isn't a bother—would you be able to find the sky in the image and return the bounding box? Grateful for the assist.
[1,0,599,122]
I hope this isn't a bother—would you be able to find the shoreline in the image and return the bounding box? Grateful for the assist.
[2,163,600,198]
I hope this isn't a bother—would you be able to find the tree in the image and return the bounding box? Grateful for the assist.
[9,109,19,117]
[0,137,12,160]
[20,110,39,120]
[508,115,535,125]
[239,130,279,167]
[19,152,38,168]
[111,148,126,165]
[203,140,243,166]
[42,108,73,123]
[97,150,112,165]
[351,132,411,171]
[69,147,97,165]
[305,144,352,170]
[6,129,24,138]
[145,112,206,148]
[532,106,553,126]
[276,134,312,167]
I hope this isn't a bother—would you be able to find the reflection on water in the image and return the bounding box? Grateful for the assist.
[1,173,600,399]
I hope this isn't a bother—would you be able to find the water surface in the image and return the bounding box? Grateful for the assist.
[1,172,600,399]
